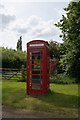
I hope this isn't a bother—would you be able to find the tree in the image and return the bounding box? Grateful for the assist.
[49,40,60,59]
[55,1,80,80]
[17,36,22,51]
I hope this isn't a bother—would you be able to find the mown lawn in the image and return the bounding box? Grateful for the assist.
[2,80,79,117]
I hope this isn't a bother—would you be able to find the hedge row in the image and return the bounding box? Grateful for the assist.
[1,47,26,69]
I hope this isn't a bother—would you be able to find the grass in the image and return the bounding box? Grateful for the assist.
[2,80,79,117]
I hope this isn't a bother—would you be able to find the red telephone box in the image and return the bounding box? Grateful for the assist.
[26,40,49,95]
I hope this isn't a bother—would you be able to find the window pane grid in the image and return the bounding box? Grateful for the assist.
[30,50,42,90]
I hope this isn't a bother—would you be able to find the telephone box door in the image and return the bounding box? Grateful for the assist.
[27,49,44,94]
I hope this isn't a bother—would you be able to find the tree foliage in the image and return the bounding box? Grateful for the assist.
[49,40,60,59]
[55,1,80,80]
[17,36,22,51]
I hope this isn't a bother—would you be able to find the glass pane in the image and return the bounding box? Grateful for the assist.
[32,70,41,74]
[32,75,40,79]
[32,85,41,89]
[32,56,41,60]
[32,60,40,65]
[32,51,41,55]
[31,80,41,84]
[32,65,40,69]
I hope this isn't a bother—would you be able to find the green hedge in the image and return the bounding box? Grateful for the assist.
[1,47,26,69]
[50,73,76,84]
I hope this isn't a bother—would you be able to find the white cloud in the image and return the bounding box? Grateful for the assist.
[27,15,42,26]
[0,3,62,51]
[0,4,16,15]
[1,15,61,50]
[9,19,28,34]
[0,4,17,49]
[1,0,70,2]
[1,14,16,29]
[0,4,4,8]
[0,3,16,29]
[8,15,60,38]
[0,29,18,49]
[27,17,59,39]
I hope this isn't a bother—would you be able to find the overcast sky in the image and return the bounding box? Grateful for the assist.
[0,1,69,51]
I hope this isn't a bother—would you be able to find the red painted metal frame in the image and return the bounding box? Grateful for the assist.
[26,40,49,95]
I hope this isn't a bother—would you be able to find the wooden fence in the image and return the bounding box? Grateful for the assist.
[0,68,26,81]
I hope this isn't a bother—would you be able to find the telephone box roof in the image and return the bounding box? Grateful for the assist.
[27,40,48,44]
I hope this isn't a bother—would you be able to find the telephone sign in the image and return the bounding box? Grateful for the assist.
[29,44,44,47]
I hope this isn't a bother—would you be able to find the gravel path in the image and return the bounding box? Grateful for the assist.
[2,106,78,118]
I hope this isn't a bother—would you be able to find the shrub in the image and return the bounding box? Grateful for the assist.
[50,73,76,84]
[2,47,26,69]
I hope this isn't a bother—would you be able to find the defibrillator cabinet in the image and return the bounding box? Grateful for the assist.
[26,40,49,95]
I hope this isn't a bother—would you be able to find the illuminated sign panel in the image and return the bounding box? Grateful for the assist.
[30,44,44,47]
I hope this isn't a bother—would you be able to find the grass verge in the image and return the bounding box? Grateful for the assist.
[2,81,79,117]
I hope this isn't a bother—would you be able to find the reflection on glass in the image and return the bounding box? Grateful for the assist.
[32,51,41,55]
[32,65,40,69]
[32,75,40,79]
[32,60,40,65]
[31,80,41,84]
[32,70,41,74]
[32,85,41,89]
[32,56,41,60]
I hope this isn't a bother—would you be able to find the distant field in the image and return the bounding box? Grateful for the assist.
[2,80,79,117]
